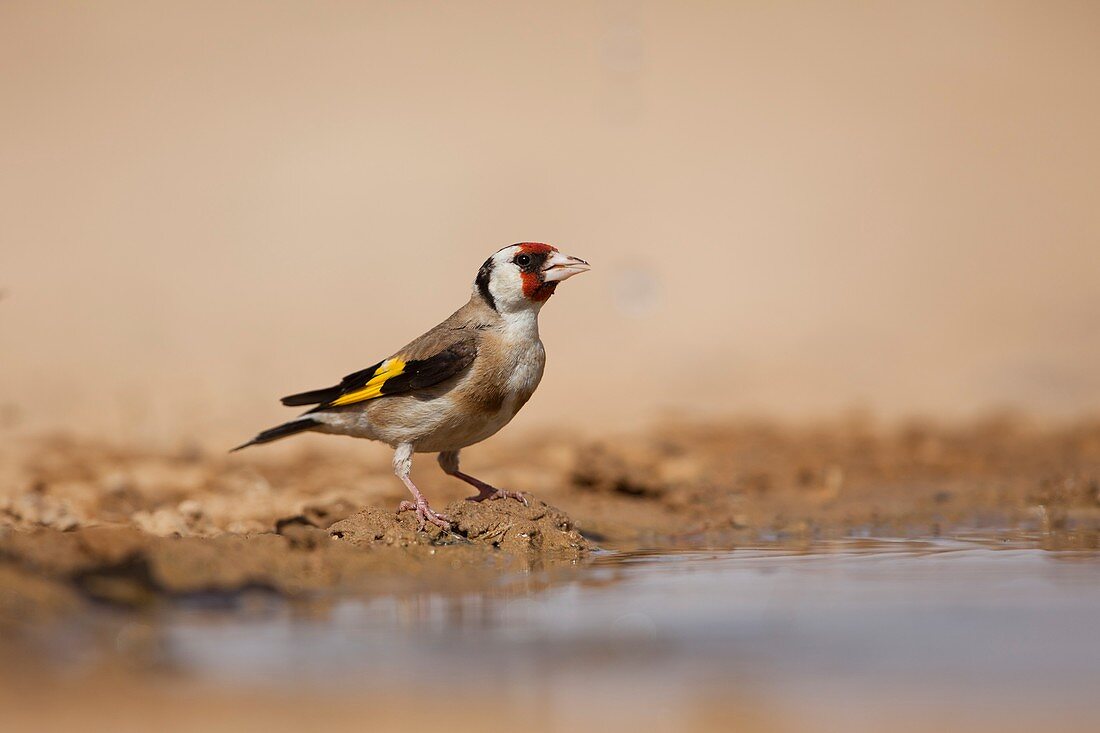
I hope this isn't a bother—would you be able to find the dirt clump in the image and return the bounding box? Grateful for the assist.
[329,497,589,554]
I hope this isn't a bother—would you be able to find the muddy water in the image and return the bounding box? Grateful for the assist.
[96,536,1095,732]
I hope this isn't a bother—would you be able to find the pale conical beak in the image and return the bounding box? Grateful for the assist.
[542,252,591,282]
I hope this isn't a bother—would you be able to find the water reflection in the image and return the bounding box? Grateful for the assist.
[159,535,1100,685]
[20,534,1100,732]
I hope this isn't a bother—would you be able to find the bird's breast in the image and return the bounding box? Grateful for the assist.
[461,338,544,416]
[502,339,546,414]
[427,336,543,448]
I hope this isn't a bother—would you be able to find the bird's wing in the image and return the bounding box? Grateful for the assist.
[280,329,479,409]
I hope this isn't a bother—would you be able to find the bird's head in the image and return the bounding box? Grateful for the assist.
[474,243,590,313]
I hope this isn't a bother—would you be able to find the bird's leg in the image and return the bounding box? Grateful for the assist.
[393,443,451,531]
[438,450,529,506]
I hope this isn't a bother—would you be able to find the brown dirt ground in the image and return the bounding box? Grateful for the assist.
[3,414,1100,627]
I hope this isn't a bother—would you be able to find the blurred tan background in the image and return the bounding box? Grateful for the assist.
[2,0,1099,446]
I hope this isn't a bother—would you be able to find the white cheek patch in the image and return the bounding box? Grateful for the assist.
[487,249,533,313]
[489,267,524,307]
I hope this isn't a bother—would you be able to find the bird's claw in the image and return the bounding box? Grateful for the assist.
[467,488,528,506]
[397,499,452,531]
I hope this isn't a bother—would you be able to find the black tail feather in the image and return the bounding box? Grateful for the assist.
[230,417,320,452]
[280,388,342,407]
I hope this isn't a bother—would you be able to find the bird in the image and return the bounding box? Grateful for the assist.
[232,243,590,530]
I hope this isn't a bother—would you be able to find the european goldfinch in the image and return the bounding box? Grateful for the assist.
[233,243,590,530]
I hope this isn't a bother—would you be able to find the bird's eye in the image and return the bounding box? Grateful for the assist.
[515,254,531,267]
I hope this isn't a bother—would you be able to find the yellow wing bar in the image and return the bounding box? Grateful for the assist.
[328,357,407,406]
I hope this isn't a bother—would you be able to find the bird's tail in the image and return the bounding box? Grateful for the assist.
[230,417,320,452]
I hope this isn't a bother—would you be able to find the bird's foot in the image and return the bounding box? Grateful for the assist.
[397,498,451,531]
[466,486,529,506]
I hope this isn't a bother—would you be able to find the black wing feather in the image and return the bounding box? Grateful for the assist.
[378,343,477,396]
[280,360,384,406]
[279,341,478,409]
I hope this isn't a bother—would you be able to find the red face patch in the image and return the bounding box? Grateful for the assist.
[521,273,557,301]
[516,242,557,255]
[515,243,558,302]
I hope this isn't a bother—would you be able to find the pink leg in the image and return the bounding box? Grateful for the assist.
[454,471,529,505]
[438,451,528,506]
[392,444,450,531]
